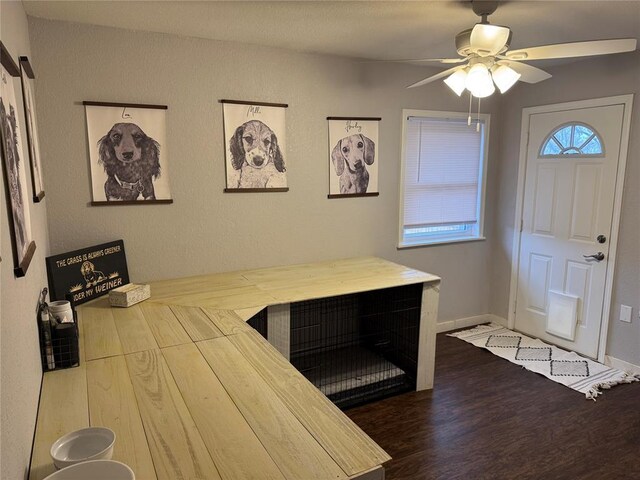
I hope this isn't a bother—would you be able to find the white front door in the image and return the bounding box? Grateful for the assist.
[514,100,629,359]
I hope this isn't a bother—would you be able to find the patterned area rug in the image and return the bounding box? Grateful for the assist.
[448,323,639,400]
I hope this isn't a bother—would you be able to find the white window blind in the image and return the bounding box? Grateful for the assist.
[403,116,485,229]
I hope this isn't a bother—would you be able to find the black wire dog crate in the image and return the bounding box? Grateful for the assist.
[249,284,422,409]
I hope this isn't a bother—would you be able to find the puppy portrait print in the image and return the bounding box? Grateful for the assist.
[222,101,288,190]
[1,61,35,273]
[328,117,380,196]
[85,102,172,202]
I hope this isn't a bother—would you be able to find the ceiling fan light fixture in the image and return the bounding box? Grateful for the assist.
[444,69,468,96]
[469,79,495,98]
[491,64,521,93]
[465,63,494,97]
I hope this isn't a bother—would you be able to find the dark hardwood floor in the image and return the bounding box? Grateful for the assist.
[346,332,640,480]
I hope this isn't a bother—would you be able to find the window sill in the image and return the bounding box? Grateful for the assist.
[397,236,486,249]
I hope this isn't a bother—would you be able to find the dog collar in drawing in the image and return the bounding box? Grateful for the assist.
[114,174,144,193]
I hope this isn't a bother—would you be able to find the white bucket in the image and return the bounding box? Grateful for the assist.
[49,300,74,324]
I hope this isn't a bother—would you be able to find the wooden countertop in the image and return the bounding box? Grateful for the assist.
[30,257,440,480]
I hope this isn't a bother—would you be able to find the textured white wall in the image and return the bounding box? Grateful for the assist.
[491,52,640,365]
[28,17,500,325]
[0,2,50,480]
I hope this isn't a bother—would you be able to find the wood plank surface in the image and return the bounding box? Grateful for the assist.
[233,305,266,322]
[417,281,440,390]
[162,343,286,480]
[87,356,157,479]
[139,302,192,347]
[201,308,252,335]
[125,349,221,480]
[169,305,224,342]
[150,271,250,300]
[198,337,348,480]
[111,304,159,354]
[81,306,123,361]
[29,367,89,480]
[229,330,391,476]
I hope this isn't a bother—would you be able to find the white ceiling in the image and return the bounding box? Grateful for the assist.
[22,1,640,64]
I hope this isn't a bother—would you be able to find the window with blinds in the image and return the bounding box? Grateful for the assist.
[399,110,490,247]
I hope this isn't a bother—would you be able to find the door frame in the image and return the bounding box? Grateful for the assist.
[507,94,634,362]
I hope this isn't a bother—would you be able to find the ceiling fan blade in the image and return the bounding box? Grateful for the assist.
[506,38,637,61]
[406,66,461,89]
[364,57,466,64]
[470,23,511,56]
[498,61,552,84]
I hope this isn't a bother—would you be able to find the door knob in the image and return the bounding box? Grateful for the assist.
[583,252,605,262]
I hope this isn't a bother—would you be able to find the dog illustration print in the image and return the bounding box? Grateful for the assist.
[1,98,28,254]
[98,122,161,200]
[229,120,286,188]
[80,261,106,287]
[331,134,375,194]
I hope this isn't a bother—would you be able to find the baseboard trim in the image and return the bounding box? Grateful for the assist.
[436,314,507,333]
[605,355,640,375]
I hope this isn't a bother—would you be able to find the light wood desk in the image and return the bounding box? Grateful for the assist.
[29,257,440,480]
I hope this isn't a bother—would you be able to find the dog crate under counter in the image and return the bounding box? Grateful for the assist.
[249,283,425,409]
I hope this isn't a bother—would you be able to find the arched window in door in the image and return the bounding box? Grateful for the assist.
[540,123,604,156]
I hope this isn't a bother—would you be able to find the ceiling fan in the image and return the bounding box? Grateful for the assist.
[406,1,637,98]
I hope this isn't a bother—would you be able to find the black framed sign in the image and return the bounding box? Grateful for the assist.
[46,240,130,305]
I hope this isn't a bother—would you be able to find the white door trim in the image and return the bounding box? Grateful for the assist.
[507,94,634,363]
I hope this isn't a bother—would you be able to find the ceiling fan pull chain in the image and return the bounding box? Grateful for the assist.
[468,92,473,126]
[477,97,481,132]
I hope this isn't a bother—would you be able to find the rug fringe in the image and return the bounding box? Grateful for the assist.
[585,374,640,401]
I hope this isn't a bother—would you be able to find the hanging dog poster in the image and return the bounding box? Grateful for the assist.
[19,56,45,202]
[328,117,380,198]
[221,99,288,192]
[46,240,130,305]
[1,42,36,276]
[84,101,173,205]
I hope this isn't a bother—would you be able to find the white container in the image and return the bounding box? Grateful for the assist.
[48,300,74,324]
[50,427,115,470]
[109,283,151,308]
[43,460,134,480]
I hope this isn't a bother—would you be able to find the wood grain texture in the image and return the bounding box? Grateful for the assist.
[233,305,266,322]
[162,343,286,480]
[139,302,192,347]
[169,305,224,341]
[347,466,385,480]
[198,337,348,480]
[416,281,440,390]
[125,349,221,480]
[201,308,252,335]
[148,257,437,309]
[229,330,390,476]
[29,367,89,480]
[80,305,123,361]
[87,356,157,479]
[347,332,640,480]
[111,304,159,354]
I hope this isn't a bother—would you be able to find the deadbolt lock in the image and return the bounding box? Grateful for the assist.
[597,235,607,244]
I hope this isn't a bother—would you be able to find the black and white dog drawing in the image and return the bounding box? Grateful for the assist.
[229,120,286,188]
[1,98,28,254]
[98,123,161,200]
[80,261,106,287]
[331,134,375,194]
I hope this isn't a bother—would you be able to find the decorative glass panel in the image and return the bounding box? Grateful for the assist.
[540,123,603,157]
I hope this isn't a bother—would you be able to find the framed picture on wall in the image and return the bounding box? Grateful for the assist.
[221,99,288,192]
[84,101,173,205]
[1,42,37,276]
[19,56,45,202]
[328,117,381,198]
